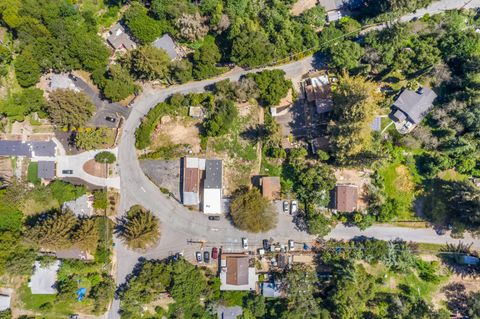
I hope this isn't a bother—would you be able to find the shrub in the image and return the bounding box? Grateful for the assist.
[95,151,116,164]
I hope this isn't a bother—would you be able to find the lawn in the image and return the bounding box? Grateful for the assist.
[379,162,417,220]
[18,284,72,318]
[27,162,40,185]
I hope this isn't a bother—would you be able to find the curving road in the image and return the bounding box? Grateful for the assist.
[108,1,480,317]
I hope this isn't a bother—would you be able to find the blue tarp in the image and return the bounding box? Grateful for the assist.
[76,288,86,302]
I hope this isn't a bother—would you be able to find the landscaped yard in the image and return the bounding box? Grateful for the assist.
[27,162,40,185]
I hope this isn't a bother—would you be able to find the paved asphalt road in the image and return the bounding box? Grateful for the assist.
[107,1,480,318]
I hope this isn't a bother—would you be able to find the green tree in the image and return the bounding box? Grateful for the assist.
[46,89,95,128]
[169,59,193,83]
[90,274,116,314]
[75,128,110,150]
[26,210,77,250]
[229,187,277,233]
[248,70,290,106]
[0,88,46,121]
[49,180,86,204]
[14,47,41,87]
[118,205,160,250]
[125,45,171,81]
[299,6,326,27]
[467,292,480,319]
[100,65,139,102]
[123,3,164,44]
[231,29,274,67]
[328,74,382,165]
[330,40,365,70]
[203,99,238,137]
[93,190,108,210]
[72,218,99,251]
[95,151,116,164]
[193,36,221,79]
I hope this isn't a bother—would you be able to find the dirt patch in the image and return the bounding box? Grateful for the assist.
[334,168,372,210]
[0,157,13,181]
[394,165,415,193]
[151,116,202,154]
[432,275,480,310]
[83,159,107,178]
[290,0,317,16]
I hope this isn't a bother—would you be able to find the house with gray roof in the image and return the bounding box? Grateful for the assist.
[203,159,223,214]
[217,305,243,319]
[152,34,178,60]
[389,87,437,134]
[29,260,60,294]
[37,161,56,180]
[107,23,136,51]
[0,140,56,157]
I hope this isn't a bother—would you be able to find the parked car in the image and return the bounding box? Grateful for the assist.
[263,239,270,251]
[62,169,73,174]
[208,215,220,221]
[195,251,202,262]
[242,237,248,249]
[288,240,295,251]
[105,116,116,123]
[204,251,210,263]
[291,201,298,214]
[212,247,218,259]
[283,201,289,213]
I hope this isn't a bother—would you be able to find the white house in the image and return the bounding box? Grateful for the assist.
[203,159,223,214]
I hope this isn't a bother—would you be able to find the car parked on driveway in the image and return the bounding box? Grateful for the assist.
[283,201,289,213]
[62,169,73,174]
[291,201,298,214]
[105,116,116,123]
[204,251,210,263]
[288,240,295,251]
[242,237,248,249]
[208,215,220,221]
[195,251,202,262]
[212,247,218,259]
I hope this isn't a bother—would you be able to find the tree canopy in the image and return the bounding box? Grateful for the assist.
[229,187,277,233]
[117,205,160,250]
[46,89,95,128]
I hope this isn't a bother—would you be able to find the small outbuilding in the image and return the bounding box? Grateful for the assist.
[335,184,358,213]
[152,34,178,60]
[261,176,281,201]
[0,294,11,311]
[217,305,243,319]
[182,157,204,206]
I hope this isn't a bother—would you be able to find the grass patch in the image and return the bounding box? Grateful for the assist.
[27,162,40,185]
[260,155,282,176]
[438,169,468,182]
[18,284,72,318]
[379,162,417,220]
[416,242,447,254]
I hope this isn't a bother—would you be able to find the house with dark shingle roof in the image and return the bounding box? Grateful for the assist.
[107,23,136,51]
[389,87,437,134]
[37,161,56,180]
[152,34,178,60]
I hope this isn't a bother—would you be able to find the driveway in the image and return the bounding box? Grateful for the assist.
[71,76,131,128]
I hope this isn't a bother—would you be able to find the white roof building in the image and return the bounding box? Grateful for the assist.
[203,160,223,214]
[0,294,11,311]
[29,260,60,295]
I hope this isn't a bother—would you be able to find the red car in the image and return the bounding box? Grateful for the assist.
[212,247,218,259]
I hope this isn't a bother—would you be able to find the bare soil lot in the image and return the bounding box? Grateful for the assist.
[151,116,202,154]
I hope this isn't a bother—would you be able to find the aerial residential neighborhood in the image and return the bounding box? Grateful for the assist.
[0,0,480,318]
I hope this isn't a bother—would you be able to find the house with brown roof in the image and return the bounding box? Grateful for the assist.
[303,73,333,114]
[220,254,258,291]
[260,176,281,200]
[182,157,204,206]
[335,184,358,212]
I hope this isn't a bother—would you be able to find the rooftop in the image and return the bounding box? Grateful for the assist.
[37,161,56,180]
[0,294,11,311]
[29,260,60,295]
[261,176,281,200]
[152,34,178,60]
[183,157,201,206]
[220,254,258,291]
[226,256,249,285]
[217,305,243,319]
[391,87,437,125]
[63,194,92,217]
[335,184,358,212]
[0,140,56,158]
[204,160,222,189]
[107,23,136,50]
[49,74,79,92]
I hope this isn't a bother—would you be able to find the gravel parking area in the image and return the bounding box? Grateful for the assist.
[140,160,181,200]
